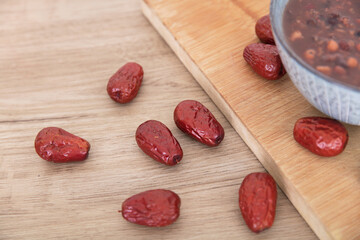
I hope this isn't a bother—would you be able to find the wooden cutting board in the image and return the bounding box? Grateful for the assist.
[142,1,360,239]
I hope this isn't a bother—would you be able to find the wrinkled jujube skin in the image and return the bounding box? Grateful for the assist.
[239,172,277,233]
[293,117,348,157]
[174,100,224,147]
[255,15,275,45]
[35,127,90,163]
[107,62,144,103]
[121,189,181,227]
[243,43,286,80]
[136,120,183,166]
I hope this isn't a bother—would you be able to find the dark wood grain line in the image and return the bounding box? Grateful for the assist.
[181,182,239,195]
[0,115,89,124]
[230,0,258,21]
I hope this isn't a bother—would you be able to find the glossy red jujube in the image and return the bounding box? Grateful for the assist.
[255,15,275,45]
[174,100,224,147]
[107,62,144,103]
[35,127,90,163]
[121,189,181,227]
[239,172,277,233]
[136,120,183,166]
[243,43,286,80]
[293,117,348,157]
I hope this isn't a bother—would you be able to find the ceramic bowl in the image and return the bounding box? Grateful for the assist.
[270,0,360,125]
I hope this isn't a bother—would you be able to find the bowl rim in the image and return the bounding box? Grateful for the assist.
[269,0,360,94]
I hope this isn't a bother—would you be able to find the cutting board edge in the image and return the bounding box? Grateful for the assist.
[141,1,330,240]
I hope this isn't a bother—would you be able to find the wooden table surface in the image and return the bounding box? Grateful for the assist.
[0,0,316,239]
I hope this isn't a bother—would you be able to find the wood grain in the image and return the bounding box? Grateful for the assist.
[0,0,316,239]
[141,0,360,240]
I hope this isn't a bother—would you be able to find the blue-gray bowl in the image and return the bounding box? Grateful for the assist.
[270,0,360,125]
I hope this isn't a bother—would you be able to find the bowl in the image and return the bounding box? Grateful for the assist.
[270,0,360,126]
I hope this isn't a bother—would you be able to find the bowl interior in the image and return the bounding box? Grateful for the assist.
[269,0,360,93]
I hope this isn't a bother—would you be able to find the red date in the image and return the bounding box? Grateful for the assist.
[243,43,286,80]
[35,127,90,163]
[239,172,277,233]
[107,62,144,103]
[255,15,275,45]
[136,120,183,166]
[121,189,181,227]
[174,100,224,147]
[293,117,348,157]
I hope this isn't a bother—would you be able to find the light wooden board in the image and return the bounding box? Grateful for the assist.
[141,1,360,240]
[0,0,317,239]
